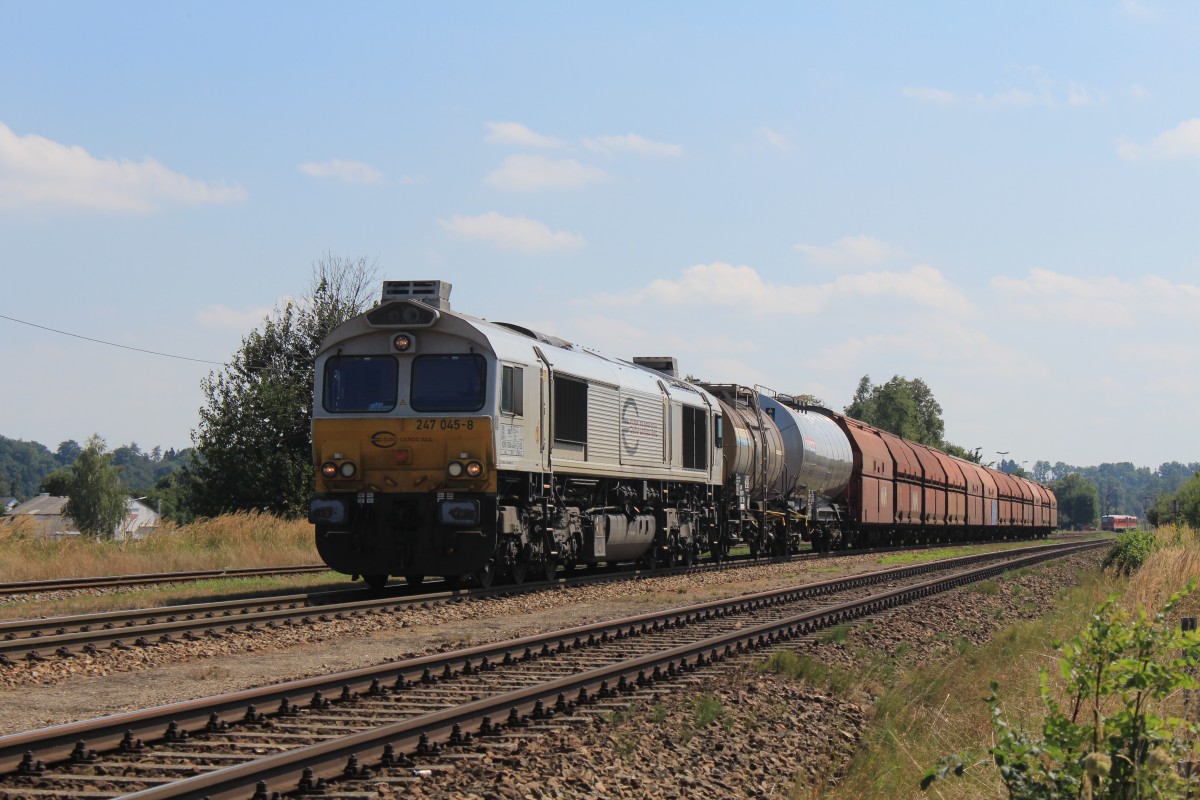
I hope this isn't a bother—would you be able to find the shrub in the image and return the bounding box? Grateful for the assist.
[923,581,1200,798]
[1102,528,1159,575]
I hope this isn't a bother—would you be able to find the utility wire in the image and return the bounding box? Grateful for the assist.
[0,312,226,366]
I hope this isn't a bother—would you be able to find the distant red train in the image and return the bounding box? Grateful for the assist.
[1100,514,1138,531]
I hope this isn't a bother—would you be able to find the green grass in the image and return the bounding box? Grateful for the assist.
[875,540,1036,566]
[819,569,1113,800]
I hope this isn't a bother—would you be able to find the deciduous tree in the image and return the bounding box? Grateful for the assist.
[65,435,127,538]
[186,255,378,518]
[844,374,945,446]
[1052,472,1098,530]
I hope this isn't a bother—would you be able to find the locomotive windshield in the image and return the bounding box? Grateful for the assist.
[410,354,487,412]
[323,356,399,412]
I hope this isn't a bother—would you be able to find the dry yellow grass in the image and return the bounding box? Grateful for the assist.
[1123,524,1200,618]
[0,512,319,582]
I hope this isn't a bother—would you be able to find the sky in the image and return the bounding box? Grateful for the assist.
[1,1,1197,469]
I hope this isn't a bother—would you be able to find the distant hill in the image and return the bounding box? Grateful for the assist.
[0,436,191,501]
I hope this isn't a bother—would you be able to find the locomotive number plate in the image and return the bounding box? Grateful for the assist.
[414,418,477,431]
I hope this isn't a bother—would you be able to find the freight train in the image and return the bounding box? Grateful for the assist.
[309,280,1057,589]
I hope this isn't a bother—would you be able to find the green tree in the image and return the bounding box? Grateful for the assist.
[186,255,377,519]
[924,583,1200,799]
[844,374,945,446]
[65,435,128,538]
[1052,473,1099,530]
[943,443,984,464]
[1151,471,1200,528]
[39,468,72,495]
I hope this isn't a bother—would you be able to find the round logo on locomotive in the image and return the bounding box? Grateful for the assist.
[621,397,639,455]
[370,431,399,448]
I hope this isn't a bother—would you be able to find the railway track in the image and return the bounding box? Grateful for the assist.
[0,566,332,598]
[0,538,1104,799]
[0,538,1078,666]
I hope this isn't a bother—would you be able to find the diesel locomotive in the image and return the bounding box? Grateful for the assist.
[308,280,1057,588]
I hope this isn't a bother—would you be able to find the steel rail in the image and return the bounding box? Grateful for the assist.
[0,565,331,596]
[0,536,1068,664]
[0,539,1102,781]
[115,539,1106,800]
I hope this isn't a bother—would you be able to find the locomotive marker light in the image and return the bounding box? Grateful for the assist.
[320,462,338,479]
[447,461,465,477]
[465,460,484,478]
[339,462,357,478]
[392,333,414,352]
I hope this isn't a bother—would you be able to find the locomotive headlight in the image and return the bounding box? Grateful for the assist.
[393,332,414,352]
[447,461,464,477]
[339,461,357,478]
[320,462,338,478]
[465,460,484,478]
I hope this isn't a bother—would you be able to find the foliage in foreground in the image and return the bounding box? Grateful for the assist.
[923,581,1200,799]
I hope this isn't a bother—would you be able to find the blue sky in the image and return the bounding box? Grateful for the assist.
[1,1,1197,468]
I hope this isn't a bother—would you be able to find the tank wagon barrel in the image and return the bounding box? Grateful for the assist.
[307,279,1058,587]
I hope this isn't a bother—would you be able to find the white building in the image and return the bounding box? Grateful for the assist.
[3,494,162,540]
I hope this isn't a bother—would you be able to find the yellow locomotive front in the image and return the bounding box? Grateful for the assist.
[308,281,501,588]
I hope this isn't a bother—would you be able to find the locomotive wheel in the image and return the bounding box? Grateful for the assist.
[541,558,557,582]
[509,559,528,584]
[682,546,695,567]
[404,575,425,588]
[364,574,388,590]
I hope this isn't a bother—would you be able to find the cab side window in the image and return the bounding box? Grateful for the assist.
[501,365,524,415]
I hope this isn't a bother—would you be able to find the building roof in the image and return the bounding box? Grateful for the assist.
[8,494,69,516]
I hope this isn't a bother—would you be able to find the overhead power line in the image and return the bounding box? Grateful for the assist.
[0,313,226,366]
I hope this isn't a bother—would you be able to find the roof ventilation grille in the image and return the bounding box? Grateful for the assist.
[381,280,452,310]
[633,356,680,379]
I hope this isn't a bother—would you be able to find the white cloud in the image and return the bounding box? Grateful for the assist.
[0,122,245,213]
[298,159,383,184]
[484,154,607,191]
[759,127,791,153]
[438,211,585,252]
[903,69,1105,110]
[484,122,564,149]
[806,318,1043,381]
[990,268,1200,325]
[594,262,972,316]
[793,235,906,268]
[1121,0,1159,18]
[583,134,683,157]
[1116,118,1200,161]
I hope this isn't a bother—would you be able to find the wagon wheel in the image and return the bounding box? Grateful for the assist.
[404,574,425,589]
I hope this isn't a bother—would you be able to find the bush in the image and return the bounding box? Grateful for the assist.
[1102,528,1160,575]
[923,581,1200,798]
